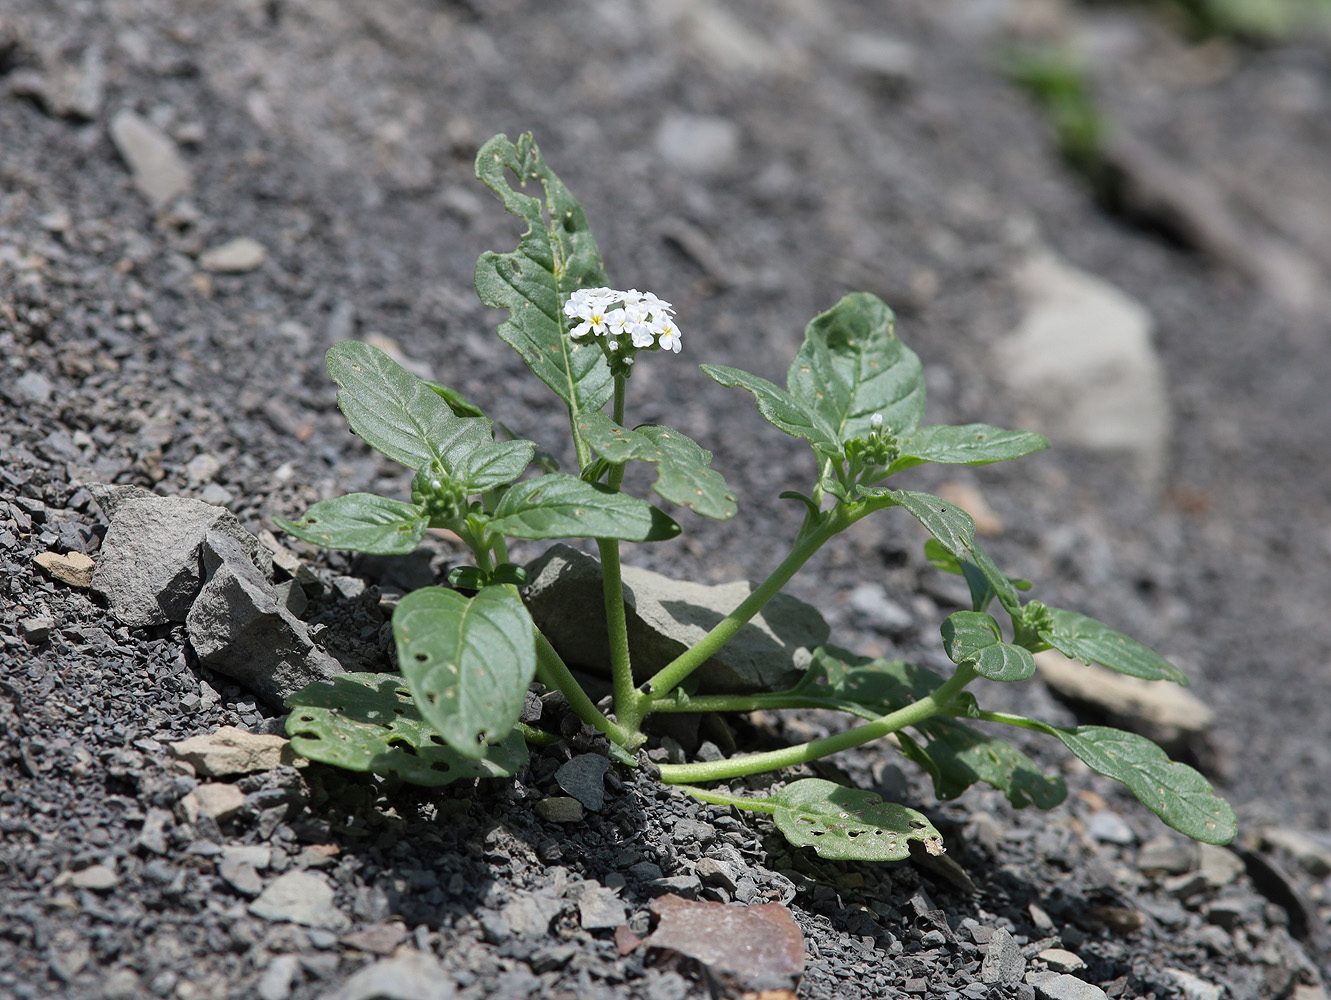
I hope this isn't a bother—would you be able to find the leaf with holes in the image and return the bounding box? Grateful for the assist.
[1040,608,1189,684]
[772,779,944,861]
[473,132,613,422]
[274,494,428,555]
[940,611,1036,681]
[284,672,528,786]
[576,414,737,520]
[886,423,1049,476]
[393,586,536,759]
[489,473,680,541]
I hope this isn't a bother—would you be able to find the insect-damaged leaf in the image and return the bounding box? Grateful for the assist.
[284,672,528,786]
[772,779,944,862]
[393,586,536,759]
[887,423,1049,476]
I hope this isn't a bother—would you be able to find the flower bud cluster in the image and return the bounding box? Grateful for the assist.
[411,468,469,525]
[564,287,682,367]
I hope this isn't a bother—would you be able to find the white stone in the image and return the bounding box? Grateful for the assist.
[995,251,1170,484]
[109,109,191,208]
[248,871,349,931]
[199,237,267,274]
[655,114,741,177]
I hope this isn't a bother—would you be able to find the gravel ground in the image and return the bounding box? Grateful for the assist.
[3,2,1331,998]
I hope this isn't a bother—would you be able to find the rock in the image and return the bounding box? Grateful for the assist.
[14,371,53,405]
[980,927,1025,985]
[33,551,95,588]
[256,954,300,1000]
[846,582,914,634]
[1087,811,1136,846]
[995,251,1170,484]
[70,864,119,891]
[654,113,741,176]
[647,874,702,899]
[199,237,267,274]
[1037,948,1087,974]
[249,871,349,931]
[500,894,564,938]
[524,544,827,693]
[695,857,739,894]
[325,950,455,1000]
[1137,837,1199,876]
[1027,972,1108,1000]
[169,725,294,777]
[108,108,191,208]
[19,616,54,643]
[1034,650,1215,755]
[219,857,264,898]
[554,754,611,812]
[1260,827,1331,878]
[90,485,259,627]
[534,796,584,824]
[180,782,246,824]
[1197,843,1245,889]
[340,923,409,956]
[186,530,343,706]
[1162,968,1222,1000]
[645,894,805,994]
[578,886,627,931]
[843,33,917,85]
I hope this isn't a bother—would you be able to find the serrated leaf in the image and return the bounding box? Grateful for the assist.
[940,611,1036,681]
[900,721,1066,809]
[700,363,840,457]
[887,423,1049,475]
[284,672,528,786]
[473,132,613,421]
[490,473,680,541]
[772,778,943,861]
[788,293,926,447]
[1042,724,1235,844]
[1041,608,1189,685]
[327,341,534,491]
[393,586,536,758]
[275,494,428,555]
[577,414,737,520]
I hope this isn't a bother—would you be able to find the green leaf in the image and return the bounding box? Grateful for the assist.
[284,672,528,786]
[473,133,613,420]
[788,293,926,446]
[940,611,1036,681]
[887,423,1049,476]
[490,473,680,541]
[327,341,534,490]
[965,542,1023,616]
[1043,725,1235,844]
[864,489,976,560]
[576,414,737,520]
[1041,608,1189,685]
[899,722,1067,809]
[393,586,537,758]
[788,646,942,720]
[700,364,840,457]
[772,779,944,861]
[423,380,488,419]
[274,494,428,555]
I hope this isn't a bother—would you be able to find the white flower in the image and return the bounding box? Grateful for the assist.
[563,286,681,356]
[656,319,682,353]
[870,413,884,430]
[564,286,616,339]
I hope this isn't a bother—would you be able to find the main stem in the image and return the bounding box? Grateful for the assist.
[656,664,978,784]
[599,375,640,732]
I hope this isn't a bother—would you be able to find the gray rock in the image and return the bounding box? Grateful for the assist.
[90,485,259,628]
[14,371,53,405]
[70,864,119,891]
[695,858,738,894]
[843,34,917,84]
[199,237,267,274]
[1197,843,1245,889]
[1027,972,1108,1000]
[646,874,702,898]
[846,582,914,634]
[186,530,342,706]
[219,857,264,898]
[1037,948,1087,974]
[257,954,300,1000]
[1162,969,1222,1000]
[534,797,584,824]
[324,950,455,1000]
[578,886,627,931]
[996,251,1170,484]
[1087,811,1136,846]
[1138,837,1199,876]
[654,113,741,176]
[249,871,349,931]
[980,927,1025,985]
[108,108,191,208]
[524,544,827,693]
[555,754,611,812]
[500,894,563,938]
[1261,827,1331,878]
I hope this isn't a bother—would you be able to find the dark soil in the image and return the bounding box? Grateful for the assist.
[3,2,1330,998]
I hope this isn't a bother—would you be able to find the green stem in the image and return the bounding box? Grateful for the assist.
[647,692,865,715]
[670,784,778,814]
[598,373,643,731]
[533,632,640,748]
[642,505,853,704]
[656,664,978,784]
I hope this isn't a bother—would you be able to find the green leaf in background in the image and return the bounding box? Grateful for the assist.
[887,423,1049,476]
[901,721,1067,809]
[423,380,488,419]
[274,494,428,555]
[473,133,613,424]
[1041,608,1189,685]
[772,779,944,861]
[940,610,1036,681]
[788,646,942,719]
[576,413,738,520]
[284,672,528,786]
[490,473,680,541]
[700,364,840,458]
[788,293,926,447]
[394,586,537,758]
[1041,724,1235,844]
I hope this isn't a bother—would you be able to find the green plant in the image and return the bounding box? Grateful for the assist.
[276,132,1236,859]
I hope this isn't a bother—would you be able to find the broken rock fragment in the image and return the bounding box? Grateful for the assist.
[168,725,294,777]
[186,530,341,706]
[645,893,805,994]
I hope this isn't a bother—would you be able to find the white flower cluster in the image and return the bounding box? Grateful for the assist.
[564,287,681,354]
